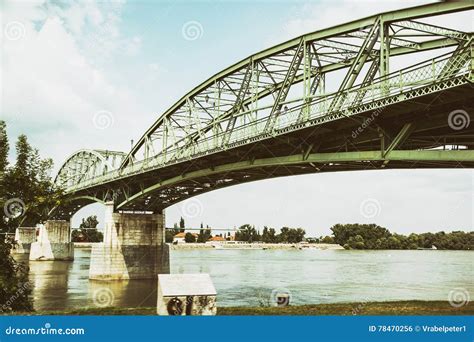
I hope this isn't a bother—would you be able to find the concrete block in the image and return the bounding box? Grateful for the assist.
[157,274,217,316]
[12,227,36,254]
[89,203,169,280]
[29,221,74,261]
[89,243,169,280]
[29,242,74,261]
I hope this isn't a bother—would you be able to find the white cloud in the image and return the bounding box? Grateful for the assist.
[269,0,471,47]
[1,0,148,172]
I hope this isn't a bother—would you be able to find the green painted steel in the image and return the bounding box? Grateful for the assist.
[52,2,474,217]
[115,150,474,210]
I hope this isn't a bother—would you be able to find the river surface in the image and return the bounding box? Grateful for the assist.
[15,248,473,310]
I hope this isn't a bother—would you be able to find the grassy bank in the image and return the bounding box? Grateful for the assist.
[8,301,473,316]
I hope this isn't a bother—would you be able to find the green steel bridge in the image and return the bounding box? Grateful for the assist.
[53,2,474,219]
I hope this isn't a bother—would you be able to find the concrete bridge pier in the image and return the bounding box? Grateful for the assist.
[29,220,74,261]
[89,202,169,280]
[11,227,37,254]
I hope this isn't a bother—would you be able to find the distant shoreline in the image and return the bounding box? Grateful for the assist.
[73,242,472,251]
[168,242,344,250]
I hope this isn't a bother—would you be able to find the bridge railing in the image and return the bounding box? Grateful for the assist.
[66,48,471,192]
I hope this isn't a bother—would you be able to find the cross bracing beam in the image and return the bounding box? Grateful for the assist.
[116,149,474,210]
[60,48,472,194]
[121,7,470,170]
[55,150,126,188]
[54,2,473,196]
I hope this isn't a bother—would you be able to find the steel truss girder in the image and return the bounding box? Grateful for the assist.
[116,149,474,210]
[118,2,472,171]
[55,3,473,196]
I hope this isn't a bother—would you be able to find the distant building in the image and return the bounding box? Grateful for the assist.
[208,236,225,242]
[173,232,198,243]
[173,232,186,244]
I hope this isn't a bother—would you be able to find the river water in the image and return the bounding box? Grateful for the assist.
[15,248,473,310]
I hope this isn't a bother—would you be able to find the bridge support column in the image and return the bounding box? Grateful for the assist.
[11,227,37,254]
[89,202,169,280]
[29,220,74,261]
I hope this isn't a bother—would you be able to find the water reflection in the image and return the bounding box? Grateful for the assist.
[13,248,474,310]
[88,280,156,308]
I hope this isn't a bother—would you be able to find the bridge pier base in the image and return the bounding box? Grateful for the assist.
[89,203,169,280]
[12,227,37,254]
[29,220,74,261]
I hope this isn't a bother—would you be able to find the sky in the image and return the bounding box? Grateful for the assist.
[1,0,473,236]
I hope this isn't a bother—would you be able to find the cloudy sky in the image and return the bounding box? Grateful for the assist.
[1,0,472,236]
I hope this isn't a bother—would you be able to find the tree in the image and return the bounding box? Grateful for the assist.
[0,124,50,312]
[0,241,32,312]
[321,235,335,244]
[179,217,185,232]
[0,121,8,174]
[329,223,473,250]
[347,235,365,249]
[165,230,175,243]
[1,133,64,233]
[72,215,103,242]
[235,224,260,242]
[184,232,196,243]
[197,228,211,243]
[79,215,99,229]
[331,224,391,248]
[275,227,305,243]
[288,228,305,243]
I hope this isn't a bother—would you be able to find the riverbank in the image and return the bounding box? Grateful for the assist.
[8,301,473,316]
[73,242,344,250]
[169,242,344,250]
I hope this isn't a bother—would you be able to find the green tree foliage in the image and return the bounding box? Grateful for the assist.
[184,232,196,243]
[261,226,277,243]
[79,215,99,229]
[236,225,305,243]
[0,122,58,312]
[321,235,335,244]
[1,130,64,233]
[197,228,211,243]
[331,224,473,250]
[0,241,32,312]
[235,224,260,242]
[71,215,103,242]
[0,121,8,174]
[278,227,306,243]
[179,217,185,232]
[165,230,175,243]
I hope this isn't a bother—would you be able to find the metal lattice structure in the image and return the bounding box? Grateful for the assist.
[53,2,474,219]
[55,150,126,189]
